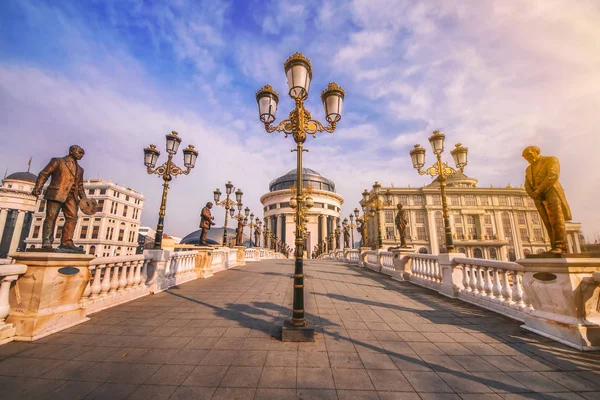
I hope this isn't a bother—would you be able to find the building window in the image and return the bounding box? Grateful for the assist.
[415,211,425,224]
[417,226,427,240]
[118,229,125,241]
[457,247,466,254]
[489,248,498,260]
[486,227,494,239]
[473,248,483,259]
[526,197,535,207]
[92,225,99,239]
[449,195,460,206]
[466,215,475,225]
[384,210,394,224]
[100,189,106,195]
[88,189,95,195]
[468,227,477,239]
[89,245,96,255]
[96,199,104,213]
[413,196,424,206]
[399,195,408,205]
[464,195,476,206]
[523,249,531,256]
[517,211,526,225]
[480,196,489,206]
[80,226,88,239]
[32,225,40,238]
[499,196,508,206]
[434,211,444,244]
[502,212,513,241]
[123,205,128,218]
[419,247,428,254]
[533,228,544,242]
[513,196,524,207]
[455,226,464,239]
[431,195,441,205]
[280,202,290,208]
[484,215,492,225]
[531,213,540,225]
[125,195,130,201]
[520,227,529,241]
[385,226,395,240]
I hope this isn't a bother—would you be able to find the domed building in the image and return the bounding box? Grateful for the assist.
[180,227,250,247]
[0,171,38,258]
[260,168,344,258]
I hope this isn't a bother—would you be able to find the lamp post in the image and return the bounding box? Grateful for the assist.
[247,212,256,246]
[257,220,263,247]
[256,52,345,336]
[349,212,357,249]
[144,131,198,249]
[361,182,392,249]
[214,182,243,246]
[409,130,468,253]
[232,206,250,246]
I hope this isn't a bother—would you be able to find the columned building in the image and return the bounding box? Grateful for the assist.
[0,172,39,258]
[260,168,344,258]
[26,179,145,257]
[361,174,582,261]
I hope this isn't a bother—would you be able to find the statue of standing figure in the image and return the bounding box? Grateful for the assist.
[343,225,350,248]
[254,225,260,247]
[522,146,572,254]
[199,202,215,245]
[235,218,244,246]
[357,218,367,246]
[395,203,408,248]
[31,145,89,252]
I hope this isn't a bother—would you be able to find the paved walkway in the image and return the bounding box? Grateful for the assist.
[1,259,600,400]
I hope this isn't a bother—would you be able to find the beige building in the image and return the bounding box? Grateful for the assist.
[0,172,39,258]
[360,174,582,261]
[261,168,344,258]
[27,179,145,257]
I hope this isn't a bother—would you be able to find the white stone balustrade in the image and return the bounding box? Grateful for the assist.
[405,254,443,291]
[0,263,27,345]
[245,248,257,261]
[211,249,227,274]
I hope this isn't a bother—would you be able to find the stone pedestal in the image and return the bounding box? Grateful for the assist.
[195,247,214,279]
[281,320,315,342]
[235,246,246,266]
[517,256,600,351]
[437,253,466,299]
[390,248,417,281]
[7,252,94,341]
[358,247,371,267]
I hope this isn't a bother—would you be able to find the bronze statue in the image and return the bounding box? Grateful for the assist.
[254,226,260,247]
[235,218,244,246]
[199,202,216,245]
[343,225,350,248]
[395,203,408,247]
[335,228,340,249]
[522,146,572,254]
[357,218,367,246]
[32,145,88,252]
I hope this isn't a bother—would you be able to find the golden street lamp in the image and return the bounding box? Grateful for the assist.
[409,130,468,253]
[356,205,374,247]
[349,212,357,249]
[144,131,198,249]
[214,182,243,246]
[247,212,256,246]
[256,52,345,337]
[361,182,392,249]
[232,205,250,246]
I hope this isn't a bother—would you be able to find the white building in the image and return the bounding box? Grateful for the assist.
[0,171,39,258]
[261,168,344,258]
[360,174,582,261]
[27,179,145,257]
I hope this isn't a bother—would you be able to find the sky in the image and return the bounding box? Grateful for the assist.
[1,0,599,240]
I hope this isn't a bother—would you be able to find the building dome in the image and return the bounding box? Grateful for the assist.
[180,227,251,246]
[427,173,478,188]
[4,172,37,183]
[269,168,335,192]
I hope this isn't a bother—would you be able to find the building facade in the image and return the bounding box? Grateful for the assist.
[0,172,39,258]
[26,179,145,257]
[360,174,582,261]
[260,168,344,258]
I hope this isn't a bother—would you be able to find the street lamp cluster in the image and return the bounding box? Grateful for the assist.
[213,181,244,246]
[256,52,344,337]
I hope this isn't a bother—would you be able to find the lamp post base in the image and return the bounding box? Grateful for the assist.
[281,319,315,342]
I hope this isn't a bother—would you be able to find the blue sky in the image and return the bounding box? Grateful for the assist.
[1,0,599,240]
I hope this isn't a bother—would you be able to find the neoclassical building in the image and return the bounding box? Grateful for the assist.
[260,168,344,258]
[360,174,582,261]
[27,179,145,257]
[0,172,39,258]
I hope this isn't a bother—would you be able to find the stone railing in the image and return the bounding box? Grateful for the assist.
[82,254,153,314]
[331,248,600,351]
[343,249,359,264]
[0,263,27,345]
[245,248,257,261]
[210,249,227,274]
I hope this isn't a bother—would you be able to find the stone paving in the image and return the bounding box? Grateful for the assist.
[1,259,600,400]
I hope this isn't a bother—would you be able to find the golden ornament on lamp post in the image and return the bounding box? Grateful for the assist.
[144,131,198,249]
[409,130,468,253]
[256,52,345,340]
[213,182,243,247]
[360,183,392,249]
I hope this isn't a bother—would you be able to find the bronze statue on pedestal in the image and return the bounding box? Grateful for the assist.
[357,219,367,247]
[522,146,572,254]
[395,203,408,248]
[235,218,244,246]
[343,225,350,248]
[31,145,91,253]
[199,202,215,245]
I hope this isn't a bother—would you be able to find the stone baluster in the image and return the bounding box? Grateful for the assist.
[126,261,135,289]
[475,266,484,294]
[110,263,120,292]
[501,270,512,303]
[133,260,142,287]
[492,268,502,300]
[100,265,112,296]
[118,263,128,291]
[0,276,17,323]
[90,266,102,298]
[82,277,92,298]
[483,267,493,297]
[511,271,524,307]
[462,264,471,292]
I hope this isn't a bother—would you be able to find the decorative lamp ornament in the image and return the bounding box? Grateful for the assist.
[428,130,445,155]
[182,145,198,169]
[284,52,313,99]
[256,84,279,124]
[321,82,345,124]
[166,131,182,155]
[290,196,298,209]
[451,143,469,170]
[373,181,382,195]
[353,208,359,219]
[144,144,160,168]
[250,213,254,220]
[409,144,426,170]
[245,207,250,217]
[229,207,235,218]
[237,202,243,211]
[235,188,243,203]
[362,189,370,203]
[305,194,314,208]
[225,181,234,195]
[213,188,221,203]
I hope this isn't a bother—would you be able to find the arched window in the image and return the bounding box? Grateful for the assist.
[473,248,483,259]
[89,245,96,256]
[419,247,428,254]
[508,249,516,261]
[523,249,531,256]
[489,248,498,260]
[457,247,466,254]
[537,249,545,254]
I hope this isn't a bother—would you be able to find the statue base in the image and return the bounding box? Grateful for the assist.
[26,246,86,254]
[281,319,315,342]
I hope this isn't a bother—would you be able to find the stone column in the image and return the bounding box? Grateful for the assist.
[0,209,8,245]
[8,211,24,256]
[426,210,438,254]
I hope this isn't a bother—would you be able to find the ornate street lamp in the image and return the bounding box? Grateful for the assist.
[349,213,356,249]
[144,131,197,249]
[361,182,390,249]
[214,181,243,246]
[410,130,469,253]
[256,52,345,339]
